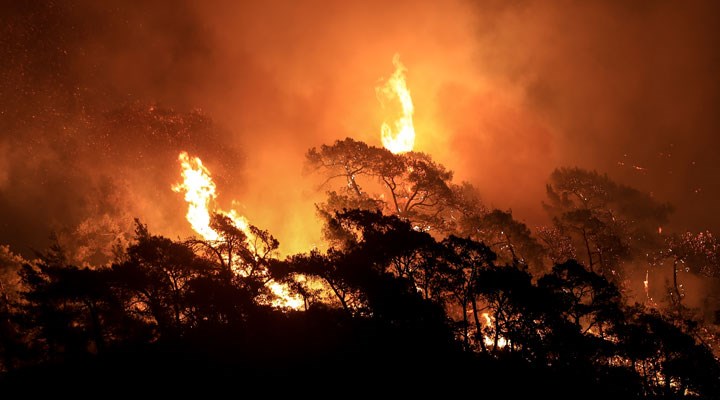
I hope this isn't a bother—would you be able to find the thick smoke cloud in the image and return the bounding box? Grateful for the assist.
[1,0,719,258]
[461,0,720,231]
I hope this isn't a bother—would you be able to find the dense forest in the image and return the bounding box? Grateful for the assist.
[2,3,720,395]
[1,136,718,397]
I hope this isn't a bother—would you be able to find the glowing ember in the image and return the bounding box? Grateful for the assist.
[376,54,416,154]
[173,151,302,309]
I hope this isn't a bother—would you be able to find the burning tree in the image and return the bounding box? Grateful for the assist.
[306,138,457,233]
[649,231,720,318]
[458,209,546,273]
[172,151,302,309]
[306,138,548,272]
[438,236,496,352]
[543,167,672,281]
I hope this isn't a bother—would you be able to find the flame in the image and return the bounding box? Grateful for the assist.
[377,54,416,154]
[482,312,492,326]
[223,208,252,239]
[172,151,303,309]
[172,152,220,241]
[643,269,656,307]
[481,312,507,349]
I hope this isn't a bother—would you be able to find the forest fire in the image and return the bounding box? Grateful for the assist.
[172,151,302,309]
[3,2,720,395]
[172,152,250,241]
[377,54,416,154]
[482,312,508,349]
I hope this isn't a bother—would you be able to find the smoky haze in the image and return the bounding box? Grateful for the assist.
[1,0,719,258]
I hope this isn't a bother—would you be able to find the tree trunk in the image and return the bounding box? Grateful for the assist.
[461,297,469,351]
[470,296,487,353]
[346,166,363,197]
[327,279,351,315]
[86,301,105,352]
[503,233,519,265]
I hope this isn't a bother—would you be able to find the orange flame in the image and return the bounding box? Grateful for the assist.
[377,54,416,154]
[172,152,221,241]
[481,312,507,349]
[172,151,302,309]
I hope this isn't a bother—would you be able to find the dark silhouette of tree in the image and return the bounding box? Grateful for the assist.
[307,139,550,276]
[652,232,720,318]
[185,213,282,307]
[459,209,547,273]
[17,242,138,362]
[271,209,458,363]
[307,138,467,234]
[536,226,577,265]
[538,260,622,337]
[333,209,446,299]
[473,264,555,358]
[439,235,496,352]
[111,221,215,337]
[616,308,720,398]
[0,208,717,398]
[668,231,720,279]
[0,245,26,371]
[274,210,448,313]
[544,167,672,281]
[271,249,361,313]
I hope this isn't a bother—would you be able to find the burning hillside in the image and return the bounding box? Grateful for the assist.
[1,1,720,396]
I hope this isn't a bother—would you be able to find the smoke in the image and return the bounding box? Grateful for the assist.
[1,0,719,260]
[456,0,720,230]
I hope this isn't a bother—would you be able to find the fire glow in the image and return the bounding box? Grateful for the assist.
[377,54,416,154]
[482,312,508,349]
[171,152,251,241]
[172,151,302,309]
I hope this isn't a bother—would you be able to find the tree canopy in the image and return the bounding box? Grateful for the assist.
[0,141,717,397]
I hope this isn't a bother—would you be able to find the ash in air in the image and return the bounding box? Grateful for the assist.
[1,1,719,395]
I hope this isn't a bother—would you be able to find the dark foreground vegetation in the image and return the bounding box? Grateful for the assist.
[3,2,720,396]
[0,210,717,397]
[1,138,719,397]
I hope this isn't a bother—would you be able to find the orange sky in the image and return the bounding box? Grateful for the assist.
[2,0,719,256]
